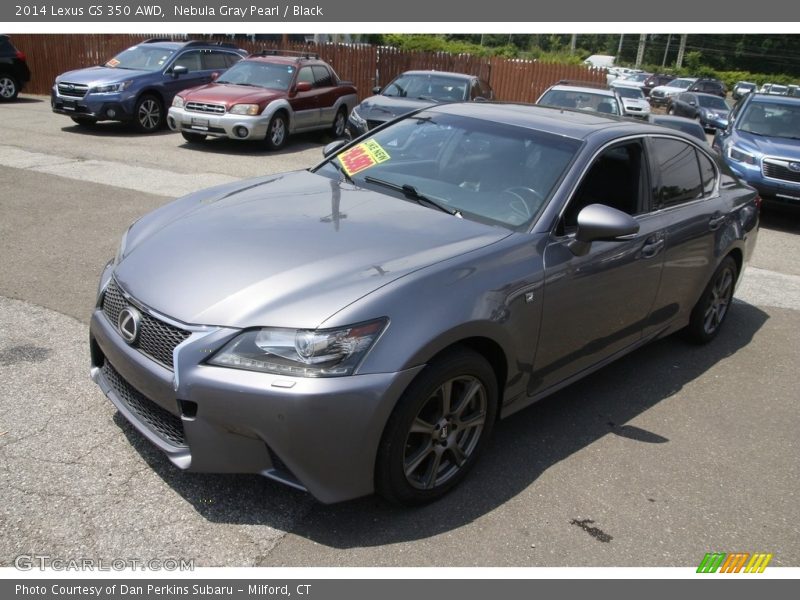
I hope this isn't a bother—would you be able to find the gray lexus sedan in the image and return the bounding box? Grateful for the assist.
[90,103,760,505]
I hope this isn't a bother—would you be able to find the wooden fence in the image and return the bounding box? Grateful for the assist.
[13,34,606,103]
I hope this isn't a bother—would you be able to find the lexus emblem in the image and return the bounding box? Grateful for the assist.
[117,307,141,344]
[788,162,800,173]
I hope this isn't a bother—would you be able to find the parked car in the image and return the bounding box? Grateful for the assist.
[765,83,788,96]
[787,84,800,97]
[168,51,357,149]
[614,85,651,119]
[51,39,247,132]
[732,81,757,100]
[649,77,698,107]
[346,70,492,138]
[687,78,727,98]
[609,72,651,90]
[0,34,30,101]
[536,82,623,116]
[90,101,759,506]
[647,114,709,144]
[667,92,731,131]
[642,73,676,97]
[714,92,800,204]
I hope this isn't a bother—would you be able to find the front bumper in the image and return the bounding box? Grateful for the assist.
[51,88,134,121]
[726,159,800,203]
[168,106,271,141]
[89,278,422,504]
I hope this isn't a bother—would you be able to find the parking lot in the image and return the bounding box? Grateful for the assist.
[1,96,799,568]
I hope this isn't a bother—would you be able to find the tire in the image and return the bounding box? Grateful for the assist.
[375,347,498,506]
[683,256,738,344]
[134,94,164,133]
[330,107,347,138]
[70,116,96,127]
[0,74,19,101]
[265,112,288,150]
[181,131,207,144]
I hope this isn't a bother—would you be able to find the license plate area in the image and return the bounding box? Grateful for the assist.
[191,117,209,131]
[62,100,77,111]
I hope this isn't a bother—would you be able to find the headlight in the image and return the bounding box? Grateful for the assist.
[349,106,367,127]
[172,95,185,108]
[208,319,387,377]
[230,104,260,116]
[728,145,757,165]
[91,81,132,94]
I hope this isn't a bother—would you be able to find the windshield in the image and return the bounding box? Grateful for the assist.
[671,79,694,89]
[381,74,469,102]
[539,89,620,115]
[616,87,644,100]
[314,111,580,230]
[623,73,649,83]
[105,45,175,71]
[698,95,730,110]
[738,102,800,139]
[216,61,293,90]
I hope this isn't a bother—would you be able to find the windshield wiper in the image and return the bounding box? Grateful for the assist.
[363,176,461,217]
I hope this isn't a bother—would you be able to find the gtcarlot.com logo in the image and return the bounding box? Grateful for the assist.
[697,552,773,573]
[14,554,194,571]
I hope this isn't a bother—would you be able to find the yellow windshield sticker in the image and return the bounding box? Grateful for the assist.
[106,58,120,68]
[338,140,391,176]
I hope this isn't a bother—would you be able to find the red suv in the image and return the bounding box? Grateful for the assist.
[167,50,357,150]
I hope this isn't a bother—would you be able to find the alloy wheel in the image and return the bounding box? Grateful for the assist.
[702,266,734,335]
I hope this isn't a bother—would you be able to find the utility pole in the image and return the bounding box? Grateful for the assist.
[617,34,624,62]
[635,33,646,67]
[662,34,672,67]
[676,34,688,68]
[570,33,577,55]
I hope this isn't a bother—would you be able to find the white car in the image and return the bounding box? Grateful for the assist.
[649,77,698,107]
[536,83,624,116]
[610,72,651,90]
[614,85,651,119]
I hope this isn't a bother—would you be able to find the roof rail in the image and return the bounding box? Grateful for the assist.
[557,79,609,90]
[142,38,172,44]
[253,49,320,60]
[184,40,239,49]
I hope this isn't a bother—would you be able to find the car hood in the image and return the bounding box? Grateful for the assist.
[179,83,284,107]
[355,95,439,122]
[115,170,510,329]
[57,66,151,85]
[733,130,800,157]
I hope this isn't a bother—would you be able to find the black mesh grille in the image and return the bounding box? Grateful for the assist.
[763,160,800,184]
[102,281,191,370]
[102,361,187,448]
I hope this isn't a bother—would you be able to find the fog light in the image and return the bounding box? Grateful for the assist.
[234,126,249,139]
[106,108,116,118]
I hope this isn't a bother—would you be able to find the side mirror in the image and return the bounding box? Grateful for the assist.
[473,96,489,102]
[323,139,348,157]
[568,204,640,257]
[372,86,382,95]
[689,101,697,106]
[210,71,220,82]
[172,65,188,78]
[295,81,313,93]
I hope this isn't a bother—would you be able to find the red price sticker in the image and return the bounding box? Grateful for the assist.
[338,140,391,177]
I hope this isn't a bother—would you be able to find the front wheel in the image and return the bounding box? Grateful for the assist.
[375,347,498,506]
[265,112,288,150]
[330,107,347,138]
[683,256,738,344]
[134,94,164,133]
[0,74,19,101]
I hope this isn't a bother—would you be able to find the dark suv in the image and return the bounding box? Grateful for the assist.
[0,35,31,101]
[52,38,247,132]
[688,78,727,98]
[642,73,675,97]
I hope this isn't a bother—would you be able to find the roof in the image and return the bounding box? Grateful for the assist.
[748,92,800,105]
[422,101,677,142]
[545,84,616,97]
[400,70,477,81]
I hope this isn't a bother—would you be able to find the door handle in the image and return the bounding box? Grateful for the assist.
[709,213,726,230]
[641,234,665,259]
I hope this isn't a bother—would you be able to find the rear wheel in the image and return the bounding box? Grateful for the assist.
[375,347,498,506]
[265,112,288,150]
[134,94,164,133]
[684,256,738,344]
[181,131,207,144]
[0,74,19,101]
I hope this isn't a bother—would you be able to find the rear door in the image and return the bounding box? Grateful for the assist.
[534,139,666,391]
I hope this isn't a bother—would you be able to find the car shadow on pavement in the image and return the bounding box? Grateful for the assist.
[60,122,177,138]
[176,132,334,157]
[760,203,800,234]
[11,95,45,104]
[115,300,769,546]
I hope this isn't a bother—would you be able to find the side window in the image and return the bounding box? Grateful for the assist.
[224,53,242,68]
[698,151,717,196]
[173,50,202,72]
[312,65,333,87]
[561,142,646,231]
[297,66,314,84]
[202,50,231,70]
[650,138,704,208]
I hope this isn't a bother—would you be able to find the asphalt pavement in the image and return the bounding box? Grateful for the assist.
[0,97,798,567]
